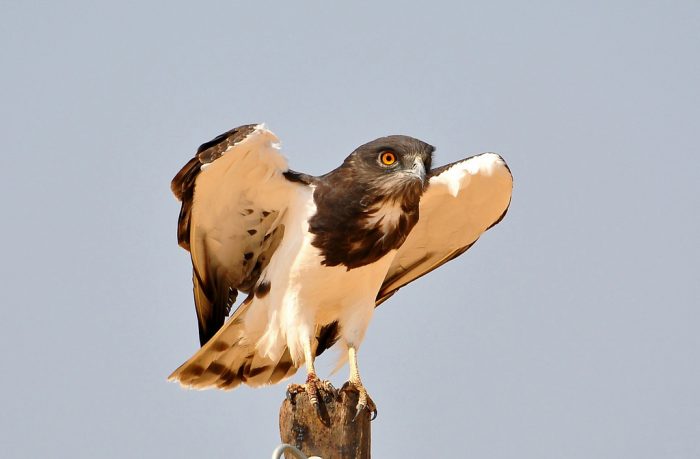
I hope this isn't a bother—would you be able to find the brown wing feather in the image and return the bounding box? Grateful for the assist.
[171,124,300,345]
[172,157,201,251]
[171,124,258,251]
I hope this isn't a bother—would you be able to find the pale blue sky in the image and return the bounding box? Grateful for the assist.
[2,1,699,457]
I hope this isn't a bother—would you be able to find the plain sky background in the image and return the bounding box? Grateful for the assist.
[2,1,699,458]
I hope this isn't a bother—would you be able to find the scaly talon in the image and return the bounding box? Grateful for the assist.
[287,373,336,421]
[285,383,304,403]
[306,373,321,413]
[346,381,378,422]
[346,346,377,422]
[320,379,337,403]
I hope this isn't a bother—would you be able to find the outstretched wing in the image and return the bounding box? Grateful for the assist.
[376,153,513,305]
[171,124,302,345]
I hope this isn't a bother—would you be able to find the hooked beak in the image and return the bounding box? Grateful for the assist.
[411,156,426,182]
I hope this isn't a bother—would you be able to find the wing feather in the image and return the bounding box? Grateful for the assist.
[376,153,513,304]
[171,124,305,345]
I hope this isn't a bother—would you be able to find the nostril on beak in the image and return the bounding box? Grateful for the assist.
[412,157,426,181]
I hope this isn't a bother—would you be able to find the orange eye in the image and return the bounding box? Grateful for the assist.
[380,151,397,166]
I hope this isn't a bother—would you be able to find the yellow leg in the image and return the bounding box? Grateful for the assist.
[286,340,336,419]
[303,340,316,377]
[347,345,377,421]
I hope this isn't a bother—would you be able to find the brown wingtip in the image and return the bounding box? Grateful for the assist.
[171,157,202,250]
[171,157,201,201]
[172,124,263,251]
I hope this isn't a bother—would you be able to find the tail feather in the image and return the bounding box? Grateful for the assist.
[168,298,300,390]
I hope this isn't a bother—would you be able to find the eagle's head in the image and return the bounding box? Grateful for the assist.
[311,135,435,268]
[342,135,434,202]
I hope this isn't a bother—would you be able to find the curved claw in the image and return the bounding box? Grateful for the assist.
[285,383,304,404]
[352,404,363,422]
[312,398,322,418]
[320,380,338,403]
[348,381,377,422]
[290,374,336,421]
[352,401,378,422]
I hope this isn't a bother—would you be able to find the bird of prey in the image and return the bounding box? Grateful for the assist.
[168,124,512,419]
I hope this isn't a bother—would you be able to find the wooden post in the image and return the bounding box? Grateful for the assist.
[279,385,371,459]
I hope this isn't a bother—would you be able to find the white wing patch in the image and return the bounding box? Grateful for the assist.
[431,152,504,198]
[377,152,512,303]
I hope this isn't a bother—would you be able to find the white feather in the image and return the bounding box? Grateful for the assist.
[253,184,397,366]
[365,200,404,233]
[378,152,512,300]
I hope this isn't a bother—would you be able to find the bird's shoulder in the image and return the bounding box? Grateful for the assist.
[171,124,260,250]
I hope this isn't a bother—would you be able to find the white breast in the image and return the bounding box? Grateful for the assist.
[365,200,404,233]
[249,186,397,365]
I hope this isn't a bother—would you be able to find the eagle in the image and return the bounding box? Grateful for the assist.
[168,124,512,419]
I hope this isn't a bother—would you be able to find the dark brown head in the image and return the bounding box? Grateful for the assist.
[338,135,434,201]
[310,135,435,269]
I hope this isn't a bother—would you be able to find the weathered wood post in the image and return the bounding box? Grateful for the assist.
[279,385,371,459]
